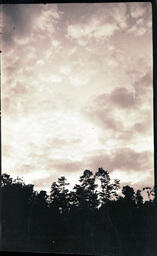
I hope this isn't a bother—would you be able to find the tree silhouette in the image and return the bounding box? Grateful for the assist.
[73,169,98,209]
[50,176,70,214]
[122,185,135,208]
[1,170,156,255]
[135,189,143,207]
[95,168,120,205]
[1,173,35,251]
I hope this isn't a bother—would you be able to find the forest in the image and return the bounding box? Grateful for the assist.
[1,168,157,256]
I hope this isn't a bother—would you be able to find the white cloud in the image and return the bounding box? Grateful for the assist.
[78,39,88,46]
[60,65,71,75]
[52,40,62,49]
[93,23,118,39]
[67,20,118,43]
[33,5,62,35]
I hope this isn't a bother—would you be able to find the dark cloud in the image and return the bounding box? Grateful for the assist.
[110,87,136,108]
[83,87,137,134]
[40,148,153,177]
[84,148,153,174]
[2,4,62,49]
[133,71,153,98]
[133,120,153,134]
[111,148,152,171]
[2,5,40,46]
[13,147,153,184]
[88,108,124,132]
[52,160,83,173]
[128,71,153,114]
[83,93,125,134]
[117,109,153,142]
[90,86,138,110]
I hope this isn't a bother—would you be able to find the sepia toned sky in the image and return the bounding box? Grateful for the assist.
[1,2,153,192]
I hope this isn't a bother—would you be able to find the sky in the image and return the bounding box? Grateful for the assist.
[1,2,154,192]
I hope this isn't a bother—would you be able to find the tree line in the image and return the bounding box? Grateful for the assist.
[1,168,157,256]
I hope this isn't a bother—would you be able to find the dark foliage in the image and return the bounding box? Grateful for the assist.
[1,169,157,256]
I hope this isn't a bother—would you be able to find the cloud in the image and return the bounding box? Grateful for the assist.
[133,71,152,90]
[2,3,153,193]
[86,108,124,133]
[67,20,119,42]
[133,122,151,134]
[33,5,62,37]
[127,3,152,37]
[47,159,82,173]
[94,23,119,39]
[48,137,81,148]
[82,65,153,154]
[66,2,152,45]
[85,148,153,174]
[2,5,36,46]
[4,144,153,191]
[66,3,129,44]
[110,87,136,108]
[2,7,65,120]
[2,4,62,48]
[83,86,137,134]
[130,3,147,19]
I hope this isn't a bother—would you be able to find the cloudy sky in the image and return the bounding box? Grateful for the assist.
[1,2,153,192]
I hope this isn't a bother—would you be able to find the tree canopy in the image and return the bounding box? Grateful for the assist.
[1,168,156,256]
